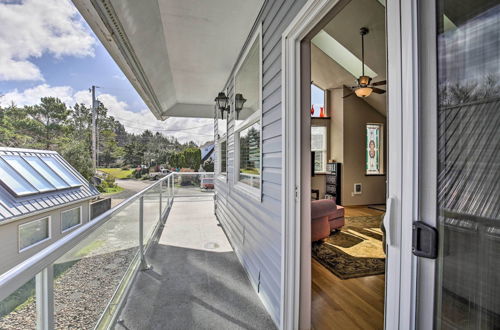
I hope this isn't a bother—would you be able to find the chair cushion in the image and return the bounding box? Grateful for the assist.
[311,199,337,219]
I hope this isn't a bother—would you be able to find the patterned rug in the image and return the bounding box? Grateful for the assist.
[312,214,386,280]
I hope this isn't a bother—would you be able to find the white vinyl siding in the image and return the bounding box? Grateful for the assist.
[18,216,50,252]
[214,0,309,325]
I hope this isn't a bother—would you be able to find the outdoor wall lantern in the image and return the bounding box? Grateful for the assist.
[234,93,247,120]
[215,92,230,119]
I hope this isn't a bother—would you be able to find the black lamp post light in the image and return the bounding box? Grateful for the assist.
[215,92,229,119]
[234,93,246,120]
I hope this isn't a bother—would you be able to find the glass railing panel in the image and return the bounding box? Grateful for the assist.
[161,179,170,214]
[142,183,161,243]
[0,275,36,329]
[173,173,214,198]
[52,199,140,329]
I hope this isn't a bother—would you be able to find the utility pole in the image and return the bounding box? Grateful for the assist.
[90,86,97,173]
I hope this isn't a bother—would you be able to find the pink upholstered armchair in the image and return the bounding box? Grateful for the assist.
[311,199,345,242]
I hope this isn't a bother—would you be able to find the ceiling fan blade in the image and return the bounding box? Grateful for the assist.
[343,91,355,98]
[371,87,386,94]
[371,80,387,86]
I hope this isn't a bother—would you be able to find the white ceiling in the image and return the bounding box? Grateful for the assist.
[311,0,387,115]
[73,0,264,119]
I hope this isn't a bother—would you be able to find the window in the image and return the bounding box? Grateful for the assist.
[311,84,326,117]
[234,28,262,194]
[216,103,227,176]
[311,126,327,173]
[238,122,261,189]
[61,206,82,232]
[219,139,227,174]
[19,217,50,251]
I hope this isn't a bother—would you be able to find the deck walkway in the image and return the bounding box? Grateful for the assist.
[115,195,276,330]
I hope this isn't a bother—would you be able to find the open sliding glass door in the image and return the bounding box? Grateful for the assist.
[417,0,500,329]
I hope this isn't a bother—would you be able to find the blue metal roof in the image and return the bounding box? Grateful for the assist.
[0,148,99,222]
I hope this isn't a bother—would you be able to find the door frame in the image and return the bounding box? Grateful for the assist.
[281,0,420,329]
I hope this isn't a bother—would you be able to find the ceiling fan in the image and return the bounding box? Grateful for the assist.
[343,27,386,98]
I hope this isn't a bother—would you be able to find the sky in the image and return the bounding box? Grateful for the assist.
[0,0,213,145]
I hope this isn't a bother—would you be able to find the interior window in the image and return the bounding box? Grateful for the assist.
[311,126,327,173]
[311,84,327,117]
[234,31,261,191]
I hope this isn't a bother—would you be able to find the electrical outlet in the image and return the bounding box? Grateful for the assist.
[354,183,362,195]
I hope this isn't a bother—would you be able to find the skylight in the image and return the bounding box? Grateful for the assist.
[312,30,377,79]
[0,154,82,197]
[40,157,82,187]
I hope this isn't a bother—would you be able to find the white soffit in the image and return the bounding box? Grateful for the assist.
[72,0,264,119]
[312,30,377,79]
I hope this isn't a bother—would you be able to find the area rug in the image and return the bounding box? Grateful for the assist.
[312,214,386,279]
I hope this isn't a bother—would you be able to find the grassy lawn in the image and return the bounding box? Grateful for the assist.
[101,186,124,196]
[98,168,134,179]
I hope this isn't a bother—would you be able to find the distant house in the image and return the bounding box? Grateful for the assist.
[200,141,215,163]
[0,148,99,274]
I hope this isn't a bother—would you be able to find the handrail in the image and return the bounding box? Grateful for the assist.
[0,172,175,301]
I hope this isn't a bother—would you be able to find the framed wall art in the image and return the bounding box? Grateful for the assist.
[366,123,384,175]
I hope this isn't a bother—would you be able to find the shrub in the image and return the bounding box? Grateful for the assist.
[104,174,116,188]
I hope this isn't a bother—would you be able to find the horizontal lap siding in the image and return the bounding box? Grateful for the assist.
[214,0,307,325]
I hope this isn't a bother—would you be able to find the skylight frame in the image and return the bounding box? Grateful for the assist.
[0,155,56,193]
[39,156,82,188]
[0,153,83,198]
[0,158,39,197]
[22,155,71,190]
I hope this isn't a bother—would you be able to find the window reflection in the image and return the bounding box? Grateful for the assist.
[436,2,500,329]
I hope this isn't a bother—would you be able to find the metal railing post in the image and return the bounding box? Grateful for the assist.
[167,176,170,207]
[171,173,175,202]
[139,196,150,271]
[36,265,54,330]
[159,182,162,221]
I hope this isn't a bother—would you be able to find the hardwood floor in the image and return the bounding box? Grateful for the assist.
[312,206,385,330]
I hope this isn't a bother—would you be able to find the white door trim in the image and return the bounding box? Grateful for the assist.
[281,0,341,328]
[281,0,419,329]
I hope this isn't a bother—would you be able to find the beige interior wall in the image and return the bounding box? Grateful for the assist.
[311,44,386,206]
[342,92,386,206]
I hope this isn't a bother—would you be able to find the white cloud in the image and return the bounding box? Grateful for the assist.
[0,84,213,145]
[0,0,95,81]
[0,84,75,106]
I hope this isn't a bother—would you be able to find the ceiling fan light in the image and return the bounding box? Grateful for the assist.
[358,75,371,86]
[355,87,373,98]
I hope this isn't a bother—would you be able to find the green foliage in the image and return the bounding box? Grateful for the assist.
[168,147,201,170]
[60,141,94,181]
[0,96,207,179]
[203,158,214,172]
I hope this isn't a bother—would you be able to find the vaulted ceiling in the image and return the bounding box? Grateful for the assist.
[311,0,387,115]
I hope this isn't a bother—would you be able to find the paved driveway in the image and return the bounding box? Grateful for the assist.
[108,179,154,207]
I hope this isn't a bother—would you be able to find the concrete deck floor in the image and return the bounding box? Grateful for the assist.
[115,196,276,330]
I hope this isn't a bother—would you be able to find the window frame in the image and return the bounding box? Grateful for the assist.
[18,216,51,253]
[232,25,263,201]
[311,83,327,118]
[215,104,228,182]
[311,125,328,173]
[60,205,83,233]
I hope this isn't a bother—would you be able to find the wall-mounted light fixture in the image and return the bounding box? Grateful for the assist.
[215,92,230,119]
[234,93,247,120]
